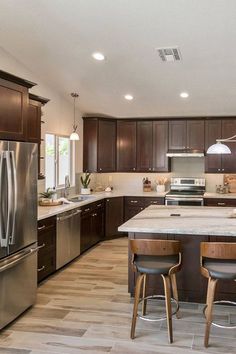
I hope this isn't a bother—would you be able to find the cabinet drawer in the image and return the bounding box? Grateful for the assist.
[143,197,165,206]
[37,252,56,282]
[125,197,146,207]
[38,216,56,232]
[204,198,236,207]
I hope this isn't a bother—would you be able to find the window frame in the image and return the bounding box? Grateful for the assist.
[45,133,75,190]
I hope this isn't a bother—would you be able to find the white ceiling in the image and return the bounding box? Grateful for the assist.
[0,0,236,117]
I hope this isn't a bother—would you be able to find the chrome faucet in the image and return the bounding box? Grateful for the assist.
[64,175,70,198]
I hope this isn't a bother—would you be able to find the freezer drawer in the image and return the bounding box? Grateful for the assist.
[56,208,81,269]
[0,243,38,329]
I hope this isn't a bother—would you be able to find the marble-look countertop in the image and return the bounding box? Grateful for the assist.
[38,191,167,220]
[118,205,236,236]
[204,192,236,199]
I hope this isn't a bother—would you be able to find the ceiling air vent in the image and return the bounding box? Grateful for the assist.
[157,47,181,62]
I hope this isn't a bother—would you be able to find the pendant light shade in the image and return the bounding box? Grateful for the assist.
[70,92,80,141]
[207,142,231,154]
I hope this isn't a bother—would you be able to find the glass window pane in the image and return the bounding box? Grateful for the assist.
[45,134,55,189]
[58,137,70,186]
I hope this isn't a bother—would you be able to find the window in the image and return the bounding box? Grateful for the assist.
[45,133,75,189]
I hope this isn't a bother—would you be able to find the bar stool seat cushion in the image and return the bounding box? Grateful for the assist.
[203,260,236,280]
[134,255,179,275]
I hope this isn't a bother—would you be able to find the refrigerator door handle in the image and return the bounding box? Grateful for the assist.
[0,152,4,247]
[4,151,13,248]
[0,245,39,273]
[8,151,17,245]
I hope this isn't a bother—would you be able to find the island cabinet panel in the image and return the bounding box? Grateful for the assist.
[117,120,137,172]
[136,121,153,171]
[81,201,104,253]
[152,121,170,172]
[0,79,29,141]
[105,197,124,239]
[208,236,236,301]
[172,234,208,302]
[204,198,236,207]
[37,217,56,283]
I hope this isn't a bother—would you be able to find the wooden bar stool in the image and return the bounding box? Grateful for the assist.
[129,239,182,343]
[200,242,236,348]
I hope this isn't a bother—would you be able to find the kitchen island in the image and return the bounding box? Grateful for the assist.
[118,206,236,303]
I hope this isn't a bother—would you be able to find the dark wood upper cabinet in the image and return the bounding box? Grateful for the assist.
[169,120,186,150]
[137,121,152,171]
[153,121,170,172]
[0,71,36,142]
[117,120,137,172]
[169,119,204,151]
[83,118,116,172]
[221,119,236,173]
[205,119,236,173]
[28,94,50,180]
[186,120,205,150]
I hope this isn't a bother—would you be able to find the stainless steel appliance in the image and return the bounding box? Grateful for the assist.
[0,141,38,329]
[165,177,205,206]
[56,208,81,269]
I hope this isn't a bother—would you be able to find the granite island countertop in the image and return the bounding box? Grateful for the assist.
[118,205,236,237]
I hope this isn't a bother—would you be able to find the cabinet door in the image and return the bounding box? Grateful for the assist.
[221,119,236,173]
[98,120,116,172]
[117,121,137,172]
[81,213,92,253]
[205,120,222,173]
[92,207,104,245]
[136,121,152,171]
[27,99,41,143]
[153,121,170,172]
[105,197,124,238]
[186,120,204,150]
[0,78,28,141]
[83,119,98,172]
[168,120,186,150]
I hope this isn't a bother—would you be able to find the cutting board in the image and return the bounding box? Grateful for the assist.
[224,174,236,193]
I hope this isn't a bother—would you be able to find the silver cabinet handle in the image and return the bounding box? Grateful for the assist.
[217,202,226,206]
[106,199,110,202]
[38,243,45,249]
[222,169,225,171]
[131,200,138,203]
[133,168,136,171]
[97,203,102,207]
[38,265,45,272]
[92,213,97,217]
[38,225,46,231]
[84,208,90,212]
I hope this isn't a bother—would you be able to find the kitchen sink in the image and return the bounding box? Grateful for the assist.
[68,195,95,203]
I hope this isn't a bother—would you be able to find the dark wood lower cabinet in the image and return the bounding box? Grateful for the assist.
[204,198,236,207]
[37,216,56,283]
[81,200,104,253]
[105,197,124,239]
[128,232,235,303]
[124,196,165,221]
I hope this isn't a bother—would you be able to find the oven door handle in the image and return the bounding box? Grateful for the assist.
[166,197,204,202]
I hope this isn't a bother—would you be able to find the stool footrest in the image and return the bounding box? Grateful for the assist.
[137,295,179,322]
[203,300,236,329]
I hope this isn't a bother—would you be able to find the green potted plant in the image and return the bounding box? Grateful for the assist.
[80,172,91,194]
[39,187,56,202]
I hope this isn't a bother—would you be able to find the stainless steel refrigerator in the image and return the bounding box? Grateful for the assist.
[0,141,38,329]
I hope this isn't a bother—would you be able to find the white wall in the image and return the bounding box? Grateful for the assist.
[0,46,83,193]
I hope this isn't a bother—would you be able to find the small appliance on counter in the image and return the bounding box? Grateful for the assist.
[143,177,152,192]
[165,177,205,206]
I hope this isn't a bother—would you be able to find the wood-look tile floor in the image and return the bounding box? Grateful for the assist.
[0,237,235,354]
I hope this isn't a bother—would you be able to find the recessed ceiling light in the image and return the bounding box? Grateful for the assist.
[180,92,189,98]
[92,52,105,61]
[124,94,134,101]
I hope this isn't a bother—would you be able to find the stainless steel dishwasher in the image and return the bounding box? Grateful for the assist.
[56,208,81,270]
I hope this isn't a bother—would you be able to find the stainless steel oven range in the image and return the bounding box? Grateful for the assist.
[165,177,205,206]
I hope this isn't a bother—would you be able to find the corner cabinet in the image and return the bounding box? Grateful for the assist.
[0,70,36,141]
[83,118,116,172]
[117,120,137,172]
[28,94,50,179]
[205,118,236,173]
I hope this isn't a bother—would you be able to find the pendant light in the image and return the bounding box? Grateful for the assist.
[207,134,236,154]
[70,92,80,141]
